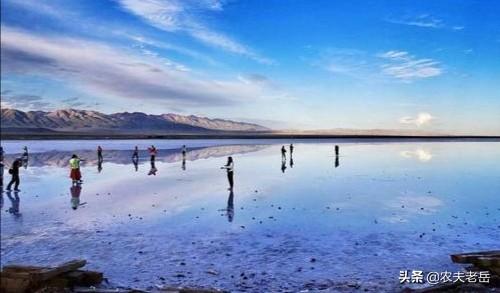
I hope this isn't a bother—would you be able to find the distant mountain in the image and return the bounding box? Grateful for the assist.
[0,108,269,133]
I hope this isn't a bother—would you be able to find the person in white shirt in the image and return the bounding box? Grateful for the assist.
[221,156,234,190]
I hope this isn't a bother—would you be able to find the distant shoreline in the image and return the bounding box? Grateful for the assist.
[1,132,499,141]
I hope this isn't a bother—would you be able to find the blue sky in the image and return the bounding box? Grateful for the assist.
[1,0,499,134]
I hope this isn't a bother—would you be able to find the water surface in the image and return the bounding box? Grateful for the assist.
[1,140,499,292]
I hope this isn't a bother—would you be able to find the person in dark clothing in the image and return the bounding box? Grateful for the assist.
[221,157,234,190]
[132,146,139,160]
[281,146,287,160]
[290,144,294,155]
[181,145,187,157]
[6,159,21,191]
[335,145,340,168]
[148,145,157,162]
[97,146,103,162]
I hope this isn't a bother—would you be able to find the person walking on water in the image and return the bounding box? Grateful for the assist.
[281,146,287,160]
[221,157,234,190]
[148,145,157,162]
[69,154,84,185]
[97,146,103,162]
[132,146,139,160]
[6,158,22,191]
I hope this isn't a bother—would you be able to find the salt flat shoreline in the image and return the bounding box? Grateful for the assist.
[2,133,499,141]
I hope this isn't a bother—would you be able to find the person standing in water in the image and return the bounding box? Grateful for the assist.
[97,146,103,162]
[334,145,340,168]
[148,145,157,162]
[290,144,294,155]
[181,145,187,157]
[132,146,139,160]
[69,154,83,185]
[6,158,22,191]
[281,146,287,160]
[221,157,234,190]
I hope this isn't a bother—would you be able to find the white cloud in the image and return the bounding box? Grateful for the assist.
[386,14,443,28]
[118,0,272,64]
[399,112,434,127]
[386,14,464,31]
[400,149,433,162]
[0,26,271,109]
[379,50,442,82]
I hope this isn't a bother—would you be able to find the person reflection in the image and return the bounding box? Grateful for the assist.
[226,189,234,222]
[290,154,294,168]
[22,158,29,169]
[97,160,103,173]
[182,157,186,171]
[132,157,139,172]
[281,157,287,173]
[21,146,29,170]
[148,161,158,176]
[70,184,83,210]
[6,190,21,217]
[22,146,29,161]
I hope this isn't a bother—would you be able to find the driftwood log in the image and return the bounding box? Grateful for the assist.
[0,259,103,293]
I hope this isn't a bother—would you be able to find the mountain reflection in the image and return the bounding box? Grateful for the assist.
[3,145,269,168]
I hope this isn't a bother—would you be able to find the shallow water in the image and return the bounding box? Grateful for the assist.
[1,140,499,292]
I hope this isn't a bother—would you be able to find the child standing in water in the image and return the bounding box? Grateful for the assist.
[69,154,83,185]
[221,157,234,190]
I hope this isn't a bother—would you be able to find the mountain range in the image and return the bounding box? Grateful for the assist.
[0,108,269,134]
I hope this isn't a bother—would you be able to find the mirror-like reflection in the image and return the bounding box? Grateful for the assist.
[6,190,21,217]
[1,141,498,292]
[70,184,85,210]
[148,161,158,176]
[132,157,139,172]
[226,189,234,222]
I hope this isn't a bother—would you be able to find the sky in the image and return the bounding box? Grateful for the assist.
[1,0,499,134]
